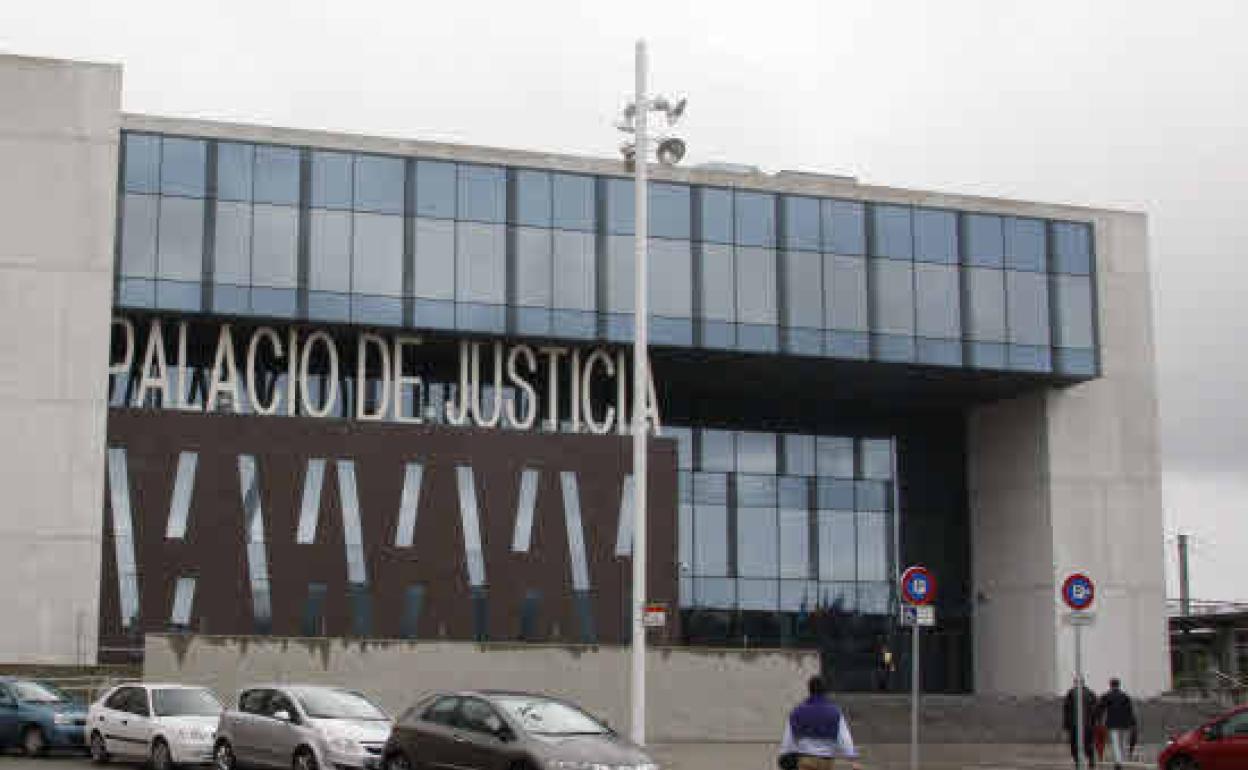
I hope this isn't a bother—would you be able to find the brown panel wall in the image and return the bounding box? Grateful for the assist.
[99,410,677,656]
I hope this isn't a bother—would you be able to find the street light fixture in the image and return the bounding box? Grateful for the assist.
[616,38,687,749]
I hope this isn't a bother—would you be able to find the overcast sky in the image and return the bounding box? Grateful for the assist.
[5,0,1246,601]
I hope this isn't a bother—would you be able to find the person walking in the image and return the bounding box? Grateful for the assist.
[778,676,861,770]
[1063,677,1098,768]
[1099,678,1137,770]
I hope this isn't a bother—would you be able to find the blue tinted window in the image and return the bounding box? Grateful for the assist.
[124,133,161,194]
[821,200,865,255]
[606,177,634,235]
[735,192,776,247]
[552,173,594,231]
[253,145,300,206]
[914,209,957,264]
[416,160,456,219]
[783,197,821,252]
[870,204,913,259]
[354,154,405,215]
[217,142,254,202]
[699,188,733,244]
[1005,217,1046,272]
[649,183,690,240]
[458,164,506,223]
[515,170,551,227]
[1052,221,1092,275]
[160,138,207,197]
[964,214,1004,267]
[311,151,353,209]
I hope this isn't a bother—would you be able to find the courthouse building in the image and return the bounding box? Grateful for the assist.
[0,54,1168,696]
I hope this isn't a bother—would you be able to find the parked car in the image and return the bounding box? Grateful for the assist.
[88,683,223,769]
[381,691,656,770]
[213,685,391,770]
[0,676,88,755]
[1158,703,1248,770]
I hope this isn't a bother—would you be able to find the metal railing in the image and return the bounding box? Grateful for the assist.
[1167,598,1248,617]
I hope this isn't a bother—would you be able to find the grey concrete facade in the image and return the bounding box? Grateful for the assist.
[969,210,1169,695]
[0,54,120,663]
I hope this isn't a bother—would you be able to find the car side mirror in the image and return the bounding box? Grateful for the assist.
[1203,725,1221,741]
[274,710,293,723]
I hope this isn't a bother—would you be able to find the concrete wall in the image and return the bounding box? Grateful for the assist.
[143,634,819,742]
[970,209,1169,695]
[0,54,121,663]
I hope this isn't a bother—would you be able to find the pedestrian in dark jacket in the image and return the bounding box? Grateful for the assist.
[1063,678,1098,768]
[1098,678,1136,770]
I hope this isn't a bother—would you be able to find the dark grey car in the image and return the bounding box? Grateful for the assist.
[382,691,656,770]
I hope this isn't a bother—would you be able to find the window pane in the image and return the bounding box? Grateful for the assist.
[735,192,776,248]
[821,199,865,255]
[736,247,777,324]
[870,204,912,259]
[1054,275,1094,348]
[699,243,734,321]
[869,259,914,335]
[552,173,594,231]
[1006,270,1051,346]
[253,146,300,206]
[650,238,692,318]
[120,194,158,278]
[309,210,351,292]
[783,196,821,252]
[160,137,206,197]
[458,164,505,223]
[552,231,595,311]
[515,170,551,228]
[157,197,204,281]
[1053,221,1093,275]
[455,222,505,304]
[214,202,251,284]
[783,434,816,476]
[694,505,728,576]
[413,218,455,299]
[311,151,353,209]
[860,438,892,480]
[416,160,456,219]
[251,204,299,288]
[353,213,403,296]
[817,436,855,478]
[818,511,856,581]
[825,255,867,331]
[738,507,778,578]
[915,262,961,339]
[515,227,552,307]
[914,208,956,264]
[217,142,254,202]
[965,267,1006,342]
[124,134,161,194]
[779,504,809,579]
[605,177,634,235]
[856,512,888,581]
[699,429,735,472]
[736,431,777,475]
[354,154,405,215]
[693,472,728,504]
[817,478,855,509]
[605,235,634,313]
[650,183,691,240]
[699,188,733,244]
[964,214,1004,267]
[1005,217,1046,272]
[782,250,822,328]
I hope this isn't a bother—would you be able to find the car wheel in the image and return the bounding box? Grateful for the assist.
[385,752,412,770]
[293,747,318,770]
[151,739,174,770]
[214,741,237,770]
[1168,757,1200,770]
[22,725,47,757]
[90,731,111,764]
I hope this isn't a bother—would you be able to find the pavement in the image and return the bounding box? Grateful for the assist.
[0,745,1160,770]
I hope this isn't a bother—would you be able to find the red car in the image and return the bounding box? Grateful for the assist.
[1158,704,1248,769]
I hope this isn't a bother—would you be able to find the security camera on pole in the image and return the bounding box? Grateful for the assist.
[616,39,687,747]
[1062,572,1096,770]
[899,565,936,770]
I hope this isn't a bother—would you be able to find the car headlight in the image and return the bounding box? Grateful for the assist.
[52,713,75,726]
[328,736,361,754]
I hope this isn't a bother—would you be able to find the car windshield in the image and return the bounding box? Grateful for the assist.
[152,688,222,717]
[493,696,609,736]
[293,689,387,721]
[12,681,69,704]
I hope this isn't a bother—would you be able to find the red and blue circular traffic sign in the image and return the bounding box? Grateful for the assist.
[1061,572,1096,611]
[900,565,936,606]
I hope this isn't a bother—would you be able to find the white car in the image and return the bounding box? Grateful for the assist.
[88,683,223,769]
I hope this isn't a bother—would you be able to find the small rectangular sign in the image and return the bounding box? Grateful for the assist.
[643,603,667,628]
[900,605,935,627]
[1065,611,1096,626]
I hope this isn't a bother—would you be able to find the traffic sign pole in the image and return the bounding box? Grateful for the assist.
[1074,621,1085,770]
[899,566,935,770]
[1060,572,1096,770]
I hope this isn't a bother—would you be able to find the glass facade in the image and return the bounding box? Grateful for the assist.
[116,132,1099,378]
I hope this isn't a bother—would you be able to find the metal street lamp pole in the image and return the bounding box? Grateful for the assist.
[630,37,650,749]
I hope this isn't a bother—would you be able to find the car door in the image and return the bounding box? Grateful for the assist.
[447,698,513,770]
[93,687,131,755]
[232,689,274,768]
[1205,710,1248,770]
[409,696,463,770]
[254,690,304,769]
[0,683,19,747]
[100,687,147,757]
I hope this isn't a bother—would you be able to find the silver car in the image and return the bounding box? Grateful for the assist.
[213,686,391,770]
